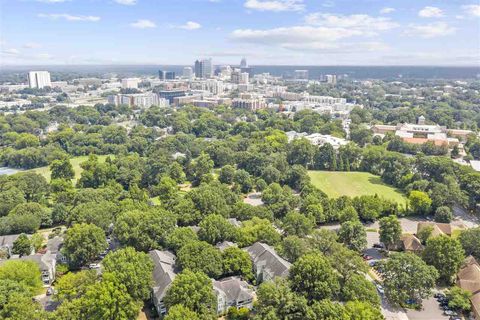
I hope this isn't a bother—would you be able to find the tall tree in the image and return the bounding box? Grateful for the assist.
[337,220,367,252]
[379,215,402,250]
[423,236,465,283]
[62,223,108,269]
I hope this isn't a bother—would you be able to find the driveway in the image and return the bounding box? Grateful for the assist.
[406,296,449,320]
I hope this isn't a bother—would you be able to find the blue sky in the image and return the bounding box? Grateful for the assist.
[0,0,479,65]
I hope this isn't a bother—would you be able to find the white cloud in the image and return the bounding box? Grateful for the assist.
[244,0,304,12]
[23,42,42,49]
[130,19,156,29]
[114,0,137,5]
[380,7,395,14]
[2,48,20,55]
[406,22,456,38]
[38,13,100,21]
[418,6,444,18]
[305,13,398,33]
[179,21,202,30]
[462,4,480,17]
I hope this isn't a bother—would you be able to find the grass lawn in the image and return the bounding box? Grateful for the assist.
[28,155,113,182]
[308,171,407,205]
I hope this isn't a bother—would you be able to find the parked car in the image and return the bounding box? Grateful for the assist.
[46,287,54,296]
[89,263,100,269]
[373,243,385,249]
[444,310,457,317]
[362,255,373,261]
[434,293,446,299]
[376,284,384,295]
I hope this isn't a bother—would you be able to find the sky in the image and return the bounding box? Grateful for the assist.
[0,0,479,66]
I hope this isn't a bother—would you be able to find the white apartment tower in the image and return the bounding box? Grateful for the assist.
[122,78,139,89]
[28,71,51,89]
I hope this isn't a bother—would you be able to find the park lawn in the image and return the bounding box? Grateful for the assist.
[308,171,407,205]
[28,155,113,182]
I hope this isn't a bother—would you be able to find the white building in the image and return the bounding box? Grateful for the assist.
[108,93,168,108]
[325,74,337,85]
[28,71,51,89]
[183,67,193,80]
[121,78,139,89]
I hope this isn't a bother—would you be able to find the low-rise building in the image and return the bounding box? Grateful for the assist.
[149,250,177,316]
[214,277,254,315]
[416,222,465,238]
[245,242,291,283]
[457,256,480,319]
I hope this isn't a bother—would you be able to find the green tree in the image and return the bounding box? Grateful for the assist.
[337,220,367,252]
[434,206,453,223]
[219,165,236,184]
[102,247,154,300]
[341,274,380,306]
[50,158,75,180]
[0,187,25,217]
[289,252,340,300]
[12,234,31,257]
[79,273,141,320]
[30,233,44,252]
[54,270,98,302]
[165,227,199,252]
[198,214,236,245]
[344,301,383,320]
[114,208,177,252]
[423,236,465,283]
[458,227,480,260]
[277,235,311,263]
[236,217,281,247]
[446,286,472,312]
[193,153,214,185]
[153,176,178,205]
[379,252,438,306]
[0,260,42,295]
[0,293,46,320]
[164,270,217,318]
[282,211,314,237]
[409,191,432,215]
[417,225,434,244]
[379,215,402,250]
[63,223,108,269]
[177,241,223,278]
[164,305,200,320]
[222,246,253,280]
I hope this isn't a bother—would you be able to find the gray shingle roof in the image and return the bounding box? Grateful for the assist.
[246,242,291,279]
[213,276,253,303]
[149,250,177,304]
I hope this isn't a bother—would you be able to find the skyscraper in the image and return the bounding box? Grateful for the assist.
[159,70,176,80]
[28,71,51,89]
[183,67,193,80]
[240,57,248,68]
[194,59,213,79]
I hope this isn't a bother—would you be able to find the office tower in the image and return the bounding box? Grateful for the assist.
[122,78,139,89]
[294,70,309,80]
[183,67,193,79]
[159,70,176,80]
[194,58,213,78]
[240,57,248,68]
[240,72,249,84]
[325,74,337,85]
[28,71,51,89]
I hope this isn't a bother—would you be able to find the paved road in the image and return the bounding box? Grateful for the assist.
[365,274,409,320]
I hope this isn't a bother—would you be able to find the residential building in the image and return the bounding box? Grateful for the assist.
[457,256,480,319]
[21,252,56,285]
[183,67,193,80]
[108,93,168,108]
[159,70,176,80]
[397,234,424,254]
[294,69,309,80]
[213,277,254,315]
[245,242,291,283]
[325,74,337,85]
[232,97,266,111]
[0,234,22,258]
[149,250,177,316]
[121,78,139,89]
[416,222,465,238]
[194,59,213,79]
[47,236,67,264]
[286,131,348,149]
[28,71,51,89]
[158,90,186,104]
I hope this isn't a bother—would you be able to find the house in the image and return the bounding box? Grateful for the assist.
[397,234,424,254]
[416,222,464,238]
[47,236,67,264]
[457,256,480,320]
[213,276,254,315]
[0,234,22,258]
[215,241,236,252]
[245,242,291,283]
[149,250,177,316]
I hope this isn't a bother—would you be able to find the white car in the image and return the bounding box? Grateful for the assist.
[89,263,101,269]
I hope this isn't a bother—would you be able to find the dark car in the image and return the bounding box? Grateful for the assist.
[373,243,385,249]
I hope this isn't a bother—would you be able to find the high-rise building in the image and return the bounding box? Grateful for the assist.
[325,74,337,85]
[159,70,176,80]
[294,70,309,80]
[240,72,249,84]
[194,59,213,79]
[183,67,193,80]
[122,78,139,89]
[240,57,248,68]
[28,71,51,89]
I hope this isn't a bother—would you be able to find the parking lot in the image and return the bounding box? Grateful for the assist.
[406,296,449,320]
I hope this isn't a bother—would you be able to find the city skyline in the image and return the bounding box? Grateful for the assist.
[0,0,479,66]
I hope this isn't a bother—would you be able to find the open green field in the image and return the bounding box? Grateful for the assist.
[28,155,112,182]
[308,171,407,205]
